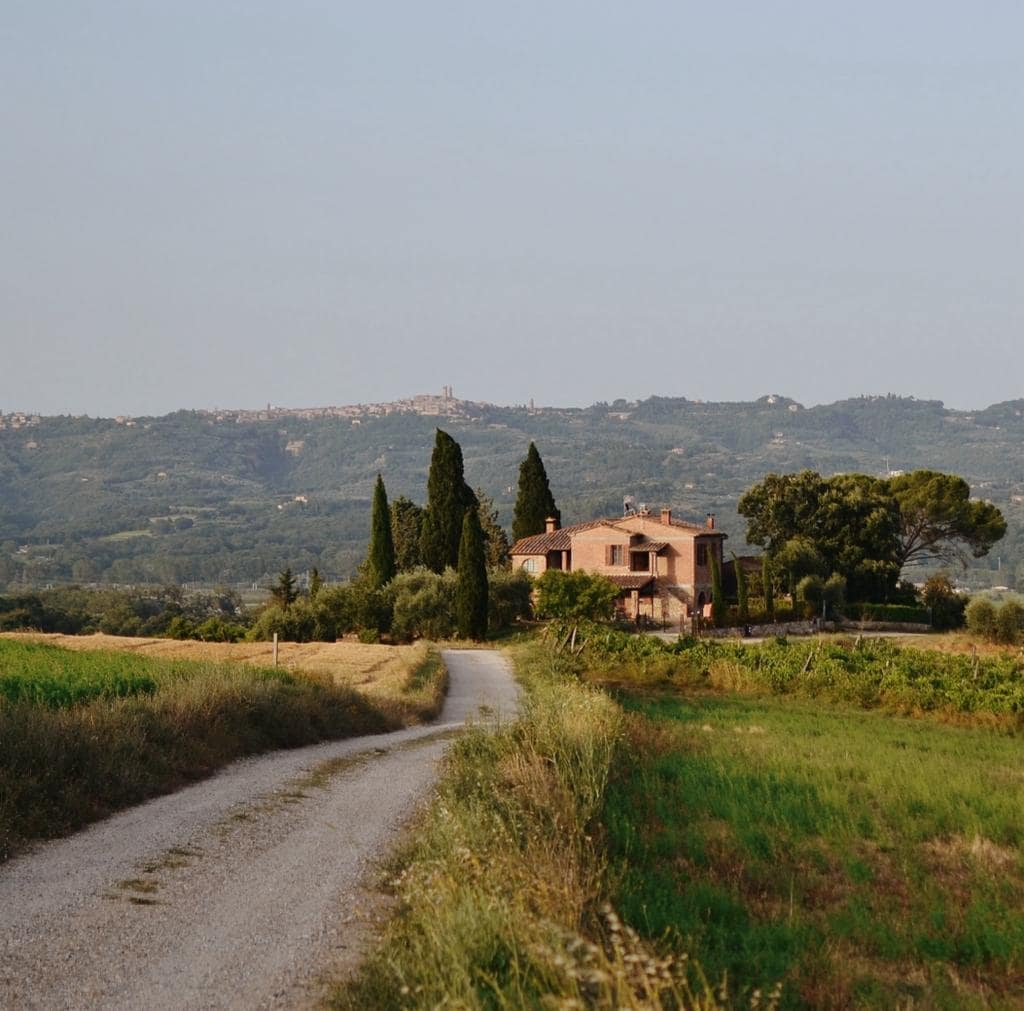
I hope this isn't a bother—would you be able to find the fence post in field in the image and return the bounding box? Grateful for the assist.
[273,632,279,668]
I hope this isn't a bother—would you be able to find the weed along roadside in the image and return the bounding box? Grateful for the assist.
[331,640,729,1011]
[336,631,1024,1010]
[0,638,447,861]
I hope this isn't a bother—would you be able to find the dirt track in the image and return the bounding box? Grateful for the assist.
[0,649,518,1010]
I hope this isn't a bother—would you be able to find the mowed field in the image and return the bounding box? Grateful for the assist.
[0,632,430,705]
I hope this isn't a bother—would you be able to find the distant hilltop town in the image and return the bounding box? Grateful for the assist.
[2,390,542,427]
[190,388,544,426]
[0,411,42,431]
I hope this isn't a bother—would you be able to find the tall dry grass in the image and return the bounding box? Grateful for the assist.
[332,662,730,1010]
[0,643,446,861]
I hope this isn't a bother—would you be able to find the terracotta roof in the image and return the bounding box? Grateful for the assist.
[630,540,668,553]
[509,513,726,556]
[604,575,655,590]
[509,519,615,555]
[666,518,725,534]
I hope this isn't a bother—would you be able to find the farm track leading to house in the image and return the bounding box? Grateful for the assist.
[0,650,518,1011]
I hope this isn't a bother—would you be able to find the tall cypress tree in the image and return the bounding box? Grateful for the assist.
[512,442,560,542]
[366,474,396,587]
[732,551,749,623]
[389,496,424,572]
[420,430,477,572]
[476,488,511,569]
[762,556,775,620]
[271,567,298,609]
[455,508,489,640]
[710,548,725,628]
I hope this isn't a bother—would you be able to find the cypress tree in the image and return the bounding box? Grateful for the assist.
[476,488,511,569]
[366,474,396,587]
[272,567,298,609]
[455,508,489,640]
[732,552,749,623]
[512,442,560,542]
[420,430,477,572]
[389,496,424,572]
[762,556,775,620]
[710,549,725,628]
[309,567,324,599]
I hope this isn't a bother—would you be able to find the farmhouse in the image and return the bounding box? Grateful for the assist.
[510,507,727,625]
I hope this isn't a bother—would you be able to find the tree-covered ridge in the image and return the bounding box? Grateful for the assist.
[2,395,1024,588]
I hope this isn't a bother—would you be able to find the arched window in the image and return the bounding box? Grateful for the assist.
[521,558,537,573]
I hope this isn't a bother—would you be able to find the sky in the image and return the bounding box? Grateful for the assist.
[1,2,1022,417]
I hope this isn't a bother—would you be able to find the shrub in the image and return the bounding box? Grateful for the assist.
[165,615,195,639]
[247,603,316,643]
[534,570,618,623]
[796,575,825,618]
[487,568,533,630]
[994,600,1024,645]
[194,616,246,643]
[98,604,143,637]
[966,598,997,639]
[388,568,457,643]
[922,573,967,630]
[823,573,847,608]
[312,580,392,639]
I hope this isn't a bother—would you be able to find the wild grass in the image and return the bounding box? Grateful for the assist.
[0,639,446,861]
[605,691,1024,1008]
[332,666,733,1010]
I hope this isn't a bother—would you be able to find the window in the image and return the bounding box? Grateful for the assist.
[607,544,625,566]
[696,544,708,566]
[630,552,650,572]
[521,558,537,573]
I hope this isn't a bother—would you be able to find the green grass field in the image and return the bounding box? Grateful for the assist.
[605,690,1024,1008]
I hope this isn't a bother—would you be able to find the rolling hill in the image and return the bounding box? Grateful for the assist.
[2,394,1023,589]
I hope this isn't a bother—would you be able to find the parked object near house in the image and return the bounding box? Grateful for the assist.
[509,507,726,625]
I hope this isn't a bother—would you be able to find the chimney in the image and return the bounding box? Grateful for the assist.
[706,513,716,530]
[660,507,672,525]
[545,516,559,533]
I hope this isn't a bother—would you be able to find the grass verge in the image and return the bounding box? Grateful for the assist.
[0,640,447,862]
[331,648,728,1011]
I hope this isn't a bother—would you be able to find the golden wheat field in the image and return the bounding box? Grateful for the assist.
[0,632,430,703]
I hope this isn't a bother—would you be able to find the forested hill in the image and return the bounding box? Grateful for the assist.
[2,394,1023,589]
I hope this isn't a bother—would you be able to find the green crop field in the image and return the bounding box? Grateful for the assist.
[0,639,168,706]
[604,690,1024,1008]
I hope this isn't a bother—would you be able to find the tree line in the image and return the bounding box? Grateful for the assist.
[738,469,1005,603]
[254,430,561,643]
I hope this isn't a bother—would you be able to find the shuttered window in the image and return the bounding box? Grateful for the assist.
[606,545,625,565]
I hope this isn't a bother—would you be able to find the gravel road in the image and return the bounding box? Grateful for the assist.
[0,649,518,1010]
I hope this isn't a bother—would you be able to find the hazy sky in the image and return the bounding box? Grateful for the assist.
[2,2,1021,416]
